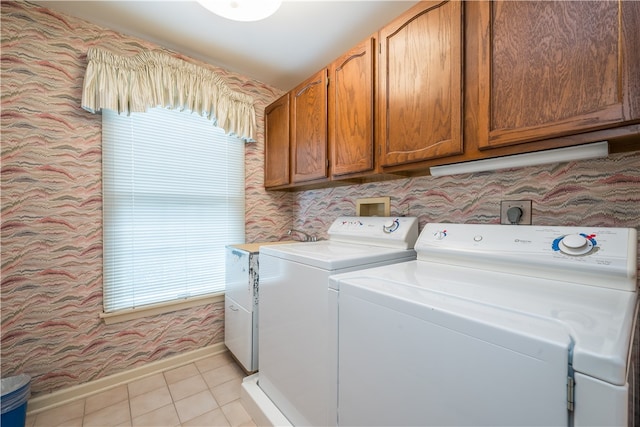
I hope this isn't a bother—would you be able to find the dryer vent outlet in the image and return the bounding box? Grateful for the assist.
[500,200,532,225]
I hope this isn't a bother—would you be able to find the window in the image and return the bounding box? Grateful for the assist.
[102,108,245,314]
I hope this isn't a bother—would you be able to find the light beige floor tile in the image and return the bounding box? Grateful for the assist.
[211,377,242,406]
[174,389,219,424]
[168,373,208,402]
[55,417,83,427]
[27,352,255,427]
[82,400,130,427]
[202,363,244,389]
[127,373,166,398]
[33,399,85,427]
[85,384,129,414]
[131,403,180,427]
[182,407,230,427]
[129,386,172,419]
[25,412,36,427]
[195,352,235,374]
[163,363,200,385]
[221,400,252,427]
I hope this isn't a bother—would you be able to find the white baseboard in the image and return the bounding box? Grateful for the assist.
[240,373,291,427]
[27,342,227,416]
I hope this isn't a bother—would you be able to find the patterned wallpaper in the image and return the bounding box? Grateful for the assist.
[292,152,640,238]
[1,1,289,397]
[2,0,639,400]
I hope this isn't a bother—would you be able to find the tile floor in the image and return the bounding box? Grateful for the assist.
[25,351,257,427]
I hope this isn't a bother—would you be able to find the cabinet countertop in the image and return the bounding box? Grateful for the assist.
[229,240,297,253]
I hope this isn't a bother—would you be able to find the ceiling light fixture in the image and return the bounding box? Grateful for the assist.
[197,0,282,22]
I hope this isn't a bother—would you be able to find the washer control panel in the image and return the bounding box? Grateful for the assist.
[328,216,419,249]
[417,223,637,291]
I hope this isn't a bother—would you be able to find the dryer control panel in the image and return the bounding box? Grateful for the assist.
[417,223,637,291]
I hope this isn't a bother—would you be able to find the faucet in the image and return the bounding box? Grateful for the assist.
[287,229,317,242]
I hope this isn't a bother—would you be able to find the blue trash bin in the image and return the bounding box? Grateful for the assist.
[1,374,31,427]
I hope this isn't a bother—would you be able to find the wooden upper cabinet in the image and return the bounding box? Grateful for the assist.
[378,0,464,168]
[264,93,290,188]
[478,1,640,149]
[265,1,639,190]
[328,37,376,178]
[290,69,328,183]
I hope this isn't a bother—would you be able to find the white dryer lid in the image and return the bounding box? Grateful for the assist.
[330,260,638,386]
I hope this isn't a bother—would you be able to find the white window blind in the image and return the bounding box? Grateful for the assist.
[102,107,245,313]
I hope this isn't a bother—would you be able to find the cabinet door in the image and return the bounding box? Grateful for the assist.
[378,0,464,168]
[264,93,290,188]
[224,296,255,372]
[328,37,375,177]
[478,1,640,149]
[291,69,328,183]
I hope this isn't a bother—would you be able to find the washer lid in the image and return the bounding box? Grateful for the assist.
[329,260,637,385]
[260,241,416,270]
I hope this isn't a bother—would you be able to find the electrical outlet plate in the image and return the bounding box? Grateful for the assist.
[500,200,532,225]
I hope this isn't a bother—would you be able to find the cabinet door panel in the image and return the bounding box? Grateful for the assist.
[329,37,375,177]
[291,70,328,183]
[379,0,464,167]
[480,1,638,149]
[264,94,290,188]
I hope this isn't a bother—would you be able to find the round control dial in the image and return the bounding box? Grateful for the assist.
[383,219,400,233]
[434,231,447,240]
[554,233,595,256]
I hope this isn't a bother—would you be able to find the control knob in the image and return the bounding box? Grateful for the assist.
[383,219,400,233]
[434,231,447,240]
[557,234,593,256]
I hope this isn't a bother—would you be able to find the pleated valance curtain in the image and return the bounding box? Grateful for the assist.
[81,47,256,141]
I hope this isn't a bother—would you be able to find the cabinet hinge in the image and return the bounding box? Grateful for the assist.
[567,375,575,412]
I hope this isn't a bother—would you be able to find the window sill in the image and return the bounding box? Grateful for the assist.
[100,293,224,325]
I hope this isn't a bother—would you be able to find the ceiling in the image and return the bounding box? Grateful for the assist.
[37,0,419,91]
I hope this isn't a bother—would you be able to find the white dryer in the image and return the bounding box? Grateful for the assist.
[255,216,419,427]
[329,223,638,426]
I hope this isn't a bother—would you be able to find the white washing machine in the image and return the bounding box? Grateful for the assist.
[255,216,419,427]
[329,223,638,426]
